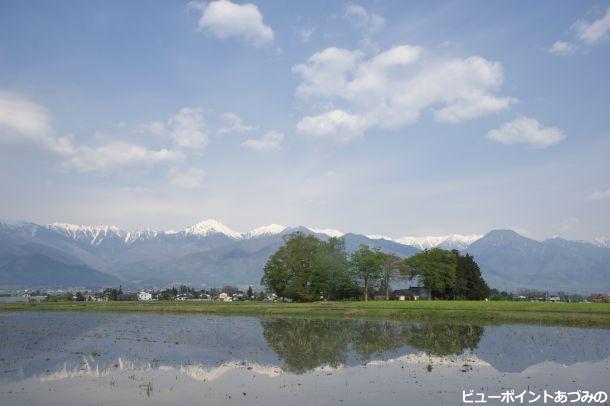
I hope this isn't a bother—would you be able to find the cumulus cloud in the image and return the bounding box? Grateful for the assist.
[217,112,256,135]
[344,4,385,33]
[590,189,610,200]
[168,167,206,189]
[167,107,208,150]
[296,110,366,144]
[62,143,184,173]
[1,91,185,174]
[486,116,566,148]
[139,108,209,149]
[293,45,514,143]
[0,91,74,155]
[573,6,610,44]
[550,6,610,55]
[190,0,273,47]
[241,131,284,151]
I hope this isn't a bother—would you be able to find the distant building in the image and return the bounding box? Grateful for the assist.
[547,295,561,303]
[393,287,429,301]
[138,291,153,301]
[218,292,231,302]
[175,294,188,301]
[590,293,610,303]
[199,293,211,300]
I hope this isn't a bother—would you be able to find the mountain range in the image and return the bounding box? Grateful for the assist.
[0,219,609,293]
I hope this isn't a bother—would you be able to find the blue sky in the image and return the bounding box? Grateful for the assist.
[0,0,609,241]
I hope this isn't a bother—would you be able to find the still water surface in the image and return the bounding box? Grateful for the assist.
[0,312,608,405]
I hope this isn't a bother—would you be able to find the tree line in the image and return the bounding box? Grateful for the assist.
[261,232,490,301]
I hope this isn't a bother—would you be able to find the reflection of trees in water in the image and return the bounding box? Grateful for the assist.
[262,319,351,373]
[404,324,484,357]
[260,318,484,373]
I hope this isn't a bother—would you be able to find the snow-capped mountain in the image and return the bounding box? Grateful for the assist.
[47,223,159,246]
[180,219,242,239]
[2,218,610,291]
[306,227,344,238]
[395,234,483,250]
[243,224,287,239]
[594,237,610,249]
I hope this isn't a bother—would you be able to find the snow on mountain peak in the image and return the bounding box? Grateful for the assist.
[182,219,242,239]
[396,234,482,250]
[367,234,394,241]
[244,224,287,238]
[307,227,345,238]
[594,237,610,249]
[47,223,126,245]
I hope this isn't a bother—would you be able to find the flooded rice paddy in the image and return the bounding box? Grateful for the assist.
[0,312,609,405]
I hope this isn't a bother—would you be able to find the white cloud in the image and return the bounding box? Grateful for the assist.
[549,40,576,56]
[293,47,364,99]
[0,91,51,138]
[550,6,610,55]
[138,121,167,136]
[293,45,514,143]
[486,116,566,148]
[240,131,284,151]
[296,110,366,144]
[344,4,385,33]
[590,189,610,200]
[298,26,316,43]
[0,91,187,173]
[217,112,255,135]
[573,6,610,45]
[190,0,274,47]
[168,107,208,150]
[62,143,184,173]
[0,91,74,156]
[168,167,206,189]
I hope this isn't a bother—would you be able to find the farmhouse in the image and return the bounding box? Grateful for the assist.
[138,291,153,301]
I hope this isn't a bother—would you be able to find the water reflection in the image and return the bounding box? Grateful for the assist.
[1,313,609,405]
[261,319,484,372]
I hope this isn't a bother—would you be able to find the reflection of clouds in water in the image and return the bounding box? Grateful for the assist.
[37,356,283,383]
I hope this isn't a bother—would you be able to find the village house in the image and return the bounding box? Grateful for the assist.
[232,291,245,301]
[138,291,153,301]
[393,287,430,301]
[218,292,231,302]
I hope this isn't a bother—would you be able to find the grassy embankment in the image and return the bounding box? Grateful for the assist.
[2,300,610,328]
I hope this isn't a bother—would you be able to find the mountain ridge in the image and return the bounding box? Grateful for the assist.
[1,219,609,292]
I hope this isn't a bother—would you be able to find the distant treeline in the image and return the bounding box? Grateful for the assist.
[261,231,490,302]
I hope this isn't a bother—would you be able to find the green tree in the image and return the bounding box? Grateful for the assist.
[454,252,490,300]
[221,285,239,295]
[379,253,403,300]
[404,248,457,299]
[246,286,254,300]
[261,233,359,301]
[261,232,323,301]
[310,237,358,300]
[350,245,384,301]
